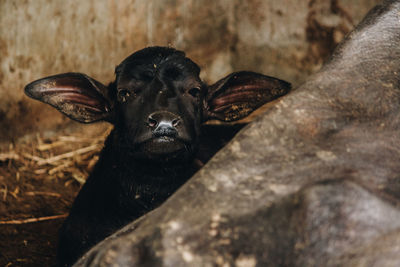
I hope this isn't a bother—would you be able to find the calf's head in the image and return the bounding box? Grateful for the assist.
[25,47,290,161]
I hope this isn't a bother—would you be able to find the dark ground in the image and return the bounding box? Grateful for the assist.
[0,123,109,267]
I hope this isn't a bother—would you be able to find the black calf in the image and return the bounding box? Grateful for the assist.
[24,46,290,266]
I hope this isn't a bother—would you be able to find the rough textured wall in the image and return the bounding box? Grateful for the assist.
[0,0,380,142]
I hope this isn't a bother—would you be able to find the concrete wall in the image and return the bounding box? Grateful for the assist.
[0,0,380,142]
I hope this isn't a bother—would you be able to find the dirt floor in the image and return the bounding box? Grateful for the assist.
[0,123,111,267]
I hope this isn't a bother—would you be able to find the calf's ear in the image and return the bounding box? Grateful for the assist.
[24,72,113,123]
[204,71,291,122]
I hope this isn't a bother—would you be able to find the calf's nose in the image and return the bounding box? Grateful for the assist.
[147,111,181,137]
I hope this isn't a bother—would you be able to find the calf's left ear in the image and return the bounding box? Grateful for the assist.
[204,71,291,122]
[24,73,113,123]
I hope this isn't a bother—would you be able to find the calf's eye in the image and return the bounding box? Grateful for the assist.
[117,89,131,102]
[188,87,201,97]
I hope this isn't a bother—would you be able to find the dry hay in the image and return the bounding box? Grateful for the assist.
[0,124,111,224]
[0,124,112,266]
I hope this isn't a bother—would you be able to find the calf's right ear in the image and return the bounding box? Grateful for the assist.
[204,71,291,122]
[24,72,113,123]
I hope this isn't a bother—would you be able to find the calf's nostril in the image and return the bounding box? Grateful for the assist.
[172,118,180,127]
[148,116,158,127]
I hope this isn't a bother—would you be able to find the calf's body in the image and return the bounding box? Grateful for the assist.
[57,131,198,266]
[24,47,290,266]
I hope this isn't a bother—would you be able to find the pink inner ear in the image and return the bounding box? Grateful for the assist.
[56,92,106,113]
[41,85,108,113]
[205,71,291,122]
[25,72,112,123]
[36,82,110,114]
[209,86,265,111]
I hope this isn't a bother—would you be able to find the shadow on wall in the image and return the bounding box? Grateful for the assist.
[0,0,380,142]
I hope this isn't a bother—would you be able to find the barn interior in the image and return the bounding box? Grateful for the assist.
[0,1,380,266]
